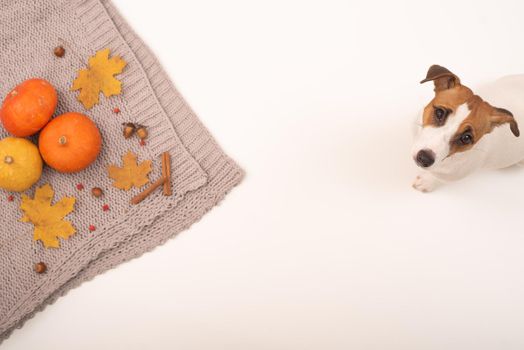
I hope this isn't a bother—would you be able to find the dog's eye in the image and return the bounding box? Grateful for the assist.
[460,132,473,145]
[433,107,448,125]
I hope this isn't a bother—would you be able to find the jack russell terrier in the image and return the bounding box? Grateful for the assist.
[412,65,522,192]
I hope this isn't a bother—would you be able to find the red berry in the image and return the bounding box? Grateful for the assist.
[113,107,120,114]
[102,204,110,211]
[7,195,14,202]
[76,183,84,190]
[89,225,96,232]
[139,139,146,146]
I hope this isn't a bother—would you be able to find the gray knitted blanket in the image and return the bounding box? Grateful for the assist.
[0,0,243,343]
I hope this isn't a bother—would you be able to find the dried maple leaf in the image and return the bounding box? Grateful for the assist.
[20,184,76,249]
[108,151,152,191]
[72,48,127,109]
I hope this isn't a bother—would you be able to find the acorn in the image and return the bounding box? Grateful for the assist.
[136,125,148,140]
[34,262,47,274]
[123,123,136,139]
[91,187,104,198]
[54,46,65,58]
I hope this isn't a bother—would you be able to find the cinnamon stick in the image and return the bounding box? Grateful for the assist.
[162,151,172,196]
[130,177,166,205]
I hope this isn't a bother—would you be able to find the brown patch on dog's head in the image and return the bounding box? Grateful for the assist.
[448,97,520,156]
[420,65,474,128]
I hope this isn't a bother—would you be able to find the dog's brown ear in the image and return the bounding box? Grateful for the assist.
[420,65,461,92]
[491,107,520,137]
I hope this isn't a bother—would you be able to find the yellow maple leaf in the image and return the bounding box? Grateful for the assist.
[72,48,127,109]
[108,151,152,191]
[20,184,76,249]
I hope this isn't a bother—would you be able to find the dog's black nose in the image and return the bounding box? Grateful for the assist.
[415,149,435,168]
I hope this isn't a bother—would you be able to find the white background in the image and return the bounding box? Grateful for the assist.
[5,1,524,349]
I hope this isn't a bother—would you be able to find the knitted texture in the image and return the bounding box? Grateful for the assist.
[0,0,243,343]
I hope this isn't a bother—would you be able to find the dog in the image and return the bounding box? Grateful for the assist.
[412,65,523,192]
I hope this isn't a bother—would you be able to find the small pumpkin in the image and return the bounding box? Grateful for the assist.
[0,79,58,137]
[0,137,42,192]
[39,113,102,173]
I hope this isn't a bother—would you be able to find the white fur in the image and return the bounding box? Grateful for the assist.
[412,75,524,192]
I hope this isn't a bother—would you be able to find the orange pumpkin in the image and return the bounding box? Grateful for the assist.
[0,79,58,137]
[39,113,102,173]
